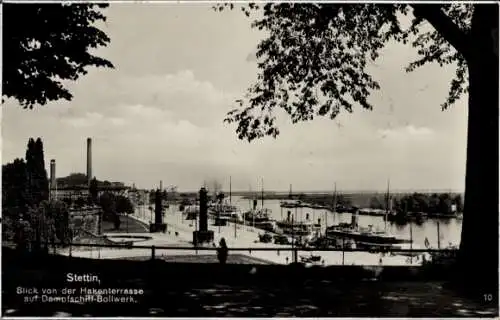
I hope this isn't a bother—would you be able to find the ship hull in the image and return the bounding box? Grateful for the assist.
[326,229,411,246]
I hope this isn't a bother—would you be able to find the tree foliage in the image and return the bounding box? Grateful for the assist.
[9,200,71,251]
[2,159,29,216]
[89,177,99,204]
[57,173,123,190]
[99,192,121,229]
[57,173,88,187]
[217,3,474,141]
[99,192,117,219]
[216,6,499,290]
[3,3,113,108]
[97,192,134,229]
[2,138,68,249]
[33,138,50,203]
[3,138,49,212]
[390,192,462,215]
[116,195,134,214]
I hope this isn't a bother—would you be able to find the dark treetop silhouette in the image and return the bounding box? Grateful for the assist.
[2,3,114,108]
[218,3,499,292]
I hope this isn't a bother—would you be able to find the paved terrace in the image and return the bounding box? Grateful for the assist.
[2,248,497,318]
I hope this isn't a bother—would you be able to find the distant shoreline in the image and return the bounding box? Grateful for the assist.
[238,192,462,221]
[180,190,464,196]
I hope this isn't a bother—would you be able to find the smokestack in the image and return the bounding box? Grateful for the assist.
[50,159,56,200]
[87,138,92,187]
[160,180,163,191]
[50,159,56,189]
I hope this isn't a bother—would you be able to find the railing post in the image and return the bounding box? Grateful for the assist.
[69,242,72,257]
[342,238,345,265]
[293,248,298,263]
[437,221,441,249]
[151,245,155,260]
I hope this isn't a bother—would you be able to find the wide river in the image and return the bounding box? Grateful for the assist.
[230,196,462,249]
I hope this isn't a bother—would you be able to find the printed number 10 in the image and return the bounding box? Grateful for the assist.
[484,294,493,301]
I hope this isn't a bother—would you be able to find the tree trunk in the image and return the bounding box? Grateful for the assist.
[458,5,498,295]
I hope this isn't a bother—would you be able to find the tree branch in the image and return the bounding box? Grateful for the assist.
[411,4,471,59]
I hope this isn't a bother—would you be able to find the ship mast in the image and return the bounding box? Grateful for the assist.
[261,178,264,209]
[248,184,252,208]
[385,178,390,233]
[333,183,337,212]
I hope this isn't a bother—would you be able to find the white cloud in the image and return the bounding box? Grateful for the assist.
[66,70,236,129]
[64,112,104,128]
[1,5,468,192]
[406,125,433,136]
[378,125,434,140]
[109,117,126,126]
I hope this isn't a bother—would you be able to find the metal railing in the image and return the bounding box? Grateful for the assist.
[58,242,457,252]
[42,241,458,265]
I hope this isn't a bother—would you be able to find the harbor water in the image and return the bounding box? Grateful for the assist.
[117,197,462,266]
[230,196,462,249]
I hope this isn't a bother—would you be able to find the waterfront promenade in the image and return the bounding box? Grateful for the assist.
[62,206,426,266]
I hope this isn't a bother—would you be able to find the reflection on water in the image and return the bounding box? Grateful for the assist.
[230,196,462,248]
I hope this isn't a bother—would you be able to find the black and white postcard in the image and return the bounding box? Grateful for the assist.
[1,1,498,317]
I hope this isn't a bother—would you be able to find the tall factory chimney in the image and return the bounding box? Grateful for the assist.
[87,138,92,187]
[50,159,56,200]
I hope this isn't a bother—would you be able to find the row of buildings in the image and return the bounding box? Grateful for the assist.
[49,138,158,209]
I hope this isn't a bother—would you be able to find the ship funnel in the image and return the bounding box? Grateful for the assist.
[351,210,359,229]
[86,138,92,187]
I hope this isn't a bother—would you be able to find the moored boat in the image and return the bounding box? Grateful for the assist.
[280,200,303,208]
[244,208,277,232]
[210,201,243,224]
[276,211,321,243]
[326,211,412,251]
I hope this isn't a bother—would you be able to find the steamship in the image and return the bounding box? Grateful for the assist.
[243,207,277,232]
[242,179,277,232]
[325,180,412,251]
[326,213,411,251]
[209,200,243,226]
[276,211,321,242]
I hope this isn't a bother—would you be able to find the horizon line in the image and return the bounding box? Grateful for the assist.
[149,188,464,194]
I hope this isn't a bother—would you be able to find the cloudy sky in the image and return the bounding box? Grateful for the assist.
[2,4,468,192]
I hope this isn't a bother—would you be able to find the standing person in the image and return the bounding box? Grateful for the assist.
[217,237,228,264]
